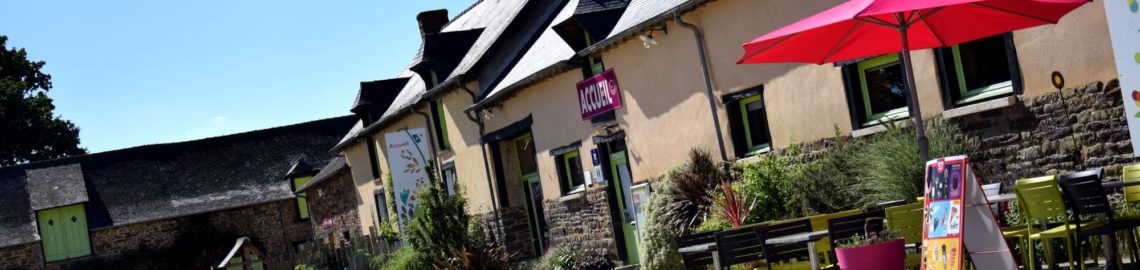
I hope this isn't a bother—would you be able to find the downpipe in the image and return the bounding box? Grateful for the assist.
[459,81,506,244]
[675,13,730,163]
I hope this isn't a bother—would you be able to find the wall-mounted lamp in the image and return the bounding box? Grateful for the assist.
[483,109,495,120]
[639,25,667,48]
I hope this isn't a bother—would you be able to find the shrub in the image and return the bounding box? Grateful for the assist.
[853,119,975,207]
[378,247,421,270]
[404,166,470,268]
[738,150,798,223]
[710,179,754,227]
[787,139,863,216]
[638,177,685,270]
[533,244,616,270]
[664,149,725,234]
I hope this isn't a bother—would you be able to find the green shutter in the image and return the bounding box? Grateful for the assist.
[293,177,312,219]
[38,204,91,262]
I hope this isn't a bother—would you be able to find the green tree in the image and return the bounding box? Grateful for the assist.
[0,35,85,166]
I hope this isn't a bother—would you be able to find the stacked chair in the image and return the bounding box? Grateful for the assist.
[1011,174,1086,269]
[756,219,814,270]
[714,225,766,270]
[675,230,719,270]
[1057,169,1140,270]
[884,202,924,269]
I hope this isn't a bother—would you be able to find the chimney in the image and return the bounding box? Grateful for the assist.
[416,9,449,36]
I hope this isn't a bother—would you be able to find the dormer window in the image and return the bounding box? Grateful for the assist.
[37,204,91,262]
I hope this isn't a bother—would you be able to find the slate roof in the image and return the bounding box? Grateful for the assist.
[478,0,580,105]
[350,0,532,144]
[26,163,89,211]
[476,0,710,110]
[0,115,356,248]
[295,156,348,193]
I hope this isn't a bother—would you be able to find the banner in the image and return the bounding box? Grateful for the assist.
[384,128,432,231]
[1105,0,1140,156]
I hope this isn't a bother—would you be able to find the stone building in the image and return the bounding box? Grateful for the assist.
[294,156,361,248]
[0,116,356,269]
[331,0,1125,267]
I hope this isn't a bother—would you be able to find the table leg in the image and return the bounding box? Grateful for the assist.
[712,250,721,270]
[808,242,820,270]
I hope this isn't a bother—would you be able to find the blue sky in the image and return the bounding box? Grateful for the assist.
[0,0,473,153]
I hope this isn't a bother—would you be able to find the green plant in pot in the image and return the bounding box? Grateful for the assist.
[835,229,905,270]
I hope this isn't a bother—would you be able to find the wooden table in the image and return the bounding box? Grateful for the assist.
[677,242,718,269]
[764,230,829,270]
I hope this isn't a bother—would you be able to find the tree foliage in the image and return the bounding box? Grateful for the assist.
[1,35,85,166]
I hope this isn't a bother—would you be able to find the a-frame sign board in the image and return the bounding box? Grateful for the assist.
[921,156,1017,270]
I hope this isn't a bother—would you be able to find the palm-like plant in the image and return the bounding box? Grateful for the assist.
[665,149,725,234]
[711,178,755,228]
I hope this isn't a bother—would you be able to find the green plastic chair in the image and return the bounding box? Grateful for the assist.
[1013,175,1105,270]
[885,202,923,269]
[1121,165,1140,217]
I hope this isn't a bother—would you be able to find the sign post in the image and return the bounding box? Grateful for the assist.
[1104,0,1140,156]
[384,128,432,234]
[922,156,1016,270]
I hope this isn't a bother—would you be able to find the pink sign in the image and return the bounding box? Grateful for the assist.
[576,69,622,120]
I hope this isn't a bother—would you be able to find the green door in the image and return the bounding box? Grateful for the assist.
[514,134,548,255]
[609,151,639,264]
[37,204,91,262]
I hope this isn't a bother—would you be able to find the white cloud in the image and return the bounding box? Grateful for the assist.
[209,115,227,123]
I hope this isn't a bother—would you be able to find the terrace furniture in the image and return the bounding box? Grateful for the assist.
[714,225,766,270]
[982,183,1003,220]
[1013,175,1103,270]
[676,230,720,270]
[826,210,886,267]
[807,210,860,267]
[884,202,923,269]
[1058,169,1140,270]
[757,219,816,270]
[1122,165,1140,218]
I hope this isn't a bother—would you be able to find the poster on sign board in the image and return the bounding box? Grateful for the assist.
[1104,0,1140,156]
[921,156,1016,270]
[384,128,432,233]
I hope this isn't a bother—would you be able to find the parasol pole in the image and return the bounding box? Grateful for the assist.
[896,12,931,162]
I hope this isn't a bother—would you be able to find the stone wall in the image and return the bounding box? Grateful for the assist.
[0,242,42,270]
[963,79,1136,185]
[305,170,361,247]
[542,187,619,261]
[481,206,535,261]
[0,200,314,269]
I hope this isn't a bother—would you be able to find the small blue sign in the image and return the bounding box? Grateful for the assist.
[591,149,600,165]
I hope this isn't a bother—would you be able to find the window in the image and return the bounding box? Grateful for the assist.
[292,176,312,220]
[442,164,457,196]
[374,189,388,224]
[37,204,91,262]
[738,95,772,154]
[366,136,382,179]
[724,86,772,157]
[847,54,910,127]
[937,34,1020,106]
[556,150,585,194]
[430,100,450,150]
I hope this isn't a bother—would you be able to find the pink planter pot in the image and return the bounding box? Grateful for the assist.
[835,239,905,270]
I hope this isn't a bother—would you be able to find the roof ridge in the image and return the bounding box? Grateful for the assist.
[0,115,355,172]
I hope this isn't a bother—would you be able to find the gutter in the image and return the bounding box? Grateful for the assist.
[411,104,443,181]
[675,13,729,161]
[576,0,711,57]
[458,79,507,243]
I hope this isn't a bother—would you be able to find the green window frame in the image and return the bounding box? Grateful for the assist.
[429,69,439,88]
[366,136,382,179]
[37,204,91,262]
[946,35,1016,105]
[856,54,910,126]
[558,150,585,194]
[738,95,772,155]
[293,176,312,220]
[431,99,450,150]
